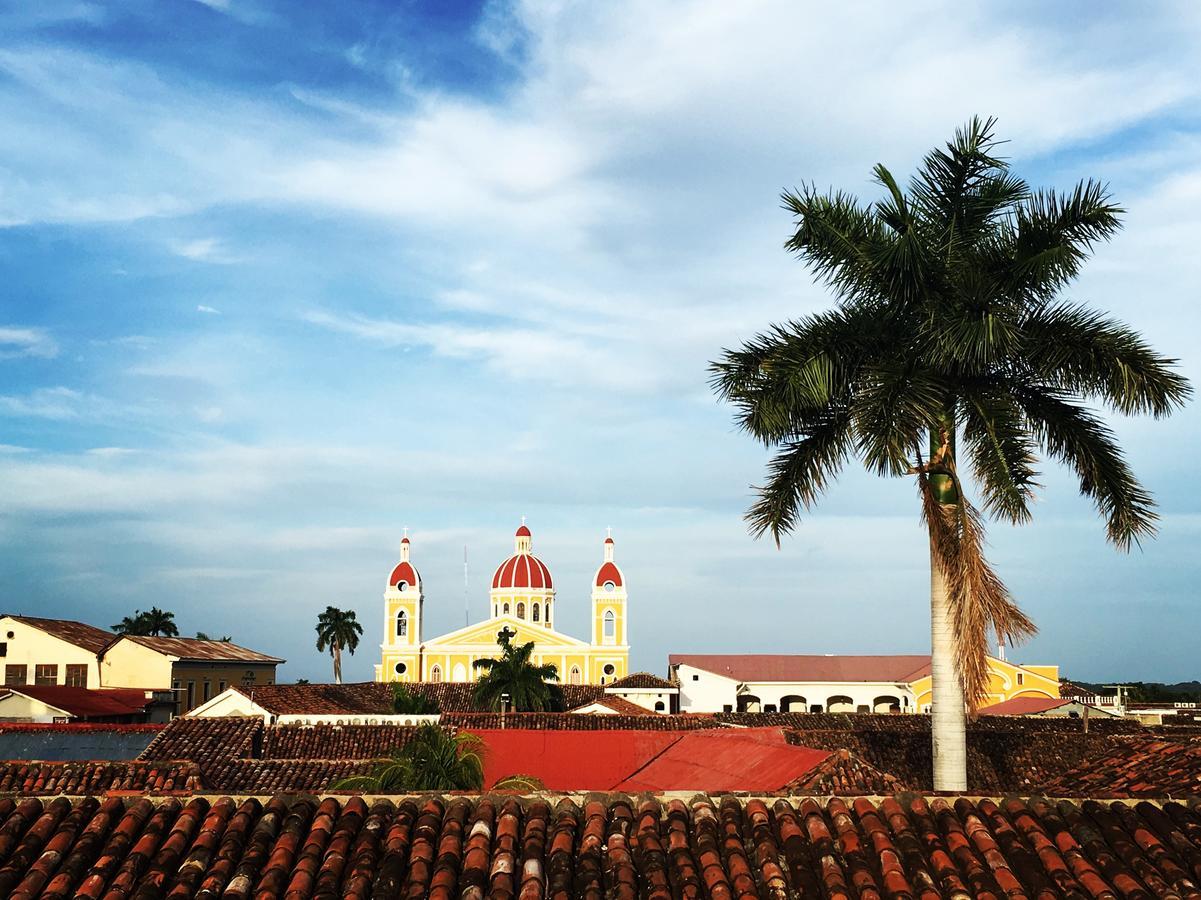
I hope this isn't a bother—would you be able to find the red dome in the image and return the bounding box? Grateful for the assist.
[516,524,532,537]
[492,553,553,589]
[595,561,623,587]
[389,561,420,588]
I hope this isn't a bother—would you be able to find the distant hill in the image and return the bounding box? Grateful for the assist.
[1071,679,1201,703]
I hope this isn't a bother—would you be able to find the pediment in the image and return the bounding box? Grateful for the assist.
[425,614,590,650]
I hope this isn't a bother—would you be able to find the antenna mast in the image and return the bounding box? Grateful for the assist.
[463,544,469,627]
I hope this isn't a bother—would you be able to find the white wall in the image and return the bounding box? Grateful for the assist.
[0,616,102,688]
[606,687,675,713]
[99,638,174,689]
[672,664,915,713]
[673,664,739,712]
[0,692,70,723]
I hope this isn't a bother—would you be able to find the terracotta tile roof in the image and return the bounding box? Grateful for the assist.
[669,653,935,682]
[605,671,676,690]
[0,761,201,794]
[262,724,418,760]
[0,686,155,718]
[138,716,263,764]
[568,695,655,716]
[1047,736,1201,798]
[2,614,115,654]
[121,635,284,663]
[786,748,910,795]
[980,695,1075,716]
[230,681,606,714]
[441,711,721,730]
[0,793,1199,898]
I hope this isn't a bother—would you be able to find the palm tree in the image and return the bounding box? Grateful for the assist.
[472,630,564,712]
[334,723,485,791]
[195,632,232,642]
[392,683,441,715]
[111,607,178,636]
[711,117,1190,791]
[315,606,363,684]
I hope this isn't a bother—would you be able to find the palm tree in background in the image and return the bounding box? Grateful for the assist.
[335,723,485,791]
[315,606,363,684]
[472,630,564,712]
[711,117,1190,791]
[111,607,178,637]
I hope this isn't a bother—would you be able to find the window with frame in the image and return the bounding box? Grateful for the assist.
[1016,672,1024,685]
[532,603,540,622]
[429,664,442,683]
[35,664,58,685]
[65,664,87,687]
[397,610,407,637]
[603,610,615,643]
[516,602,525,619]
[0,642,6,657]
[5,664,27,685]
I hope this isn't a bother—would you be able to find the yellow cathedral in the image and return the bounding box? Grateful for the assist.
[374,523,630,686]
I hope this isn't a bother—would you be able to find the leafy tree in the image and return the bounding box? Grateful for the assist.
[335,723,485,791]
[710,117,1190,790]
[195,631,232,642]
[392,683,441,715]
[472,629,564,712]
[315,606,363,684]
[295,678,310,686]
[111,607,178,637]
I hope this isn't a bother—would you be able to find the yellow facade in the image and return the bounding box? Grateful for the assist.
[910,656,1060,710]
[374,525,630,686]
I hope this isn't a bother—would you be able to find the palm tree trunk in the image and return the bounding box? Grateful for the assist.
[334,643,342,685]
[930,536,967,791]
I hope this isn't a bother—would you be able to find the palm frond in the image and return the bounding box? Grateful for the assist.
[958,386,1039,524]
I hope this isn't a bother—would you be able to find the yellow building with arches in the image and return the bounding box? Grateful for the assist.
[374,523,630,686]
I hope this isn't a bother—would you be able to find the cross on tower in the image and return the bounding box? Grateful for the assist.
[520,515,526,525]
[606,525,612,538]
[403,525,409,538]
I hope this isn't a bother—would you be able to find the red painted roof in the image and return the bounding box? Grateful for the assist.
[594,561,623,587]
[473,727,829,791]
[1,686,155,718]
[515,524,531,537]
[979,695,1069,716]
[122,635,284,664]
[388,560,420,588]
[491,553,553,589]
[2,614,116,654]
[604,536,613,544]
[669,654,932,683]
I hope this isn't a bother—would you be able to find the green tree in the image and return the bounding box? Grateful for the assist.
[195,631,232,642]
[392,683,441,715]
[710,118,1190,791]
[111,607,178,637]
[335,723,485,791]
[472,629,564,712]
[315,606,363,685]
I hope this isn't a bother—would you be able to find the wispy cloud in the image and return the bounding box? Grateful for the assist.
[0,326,58,359]
[196,305,221,315]
[0,386,83,420]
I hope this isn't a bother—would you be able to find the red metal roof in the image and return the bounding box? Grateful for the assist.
[122,635,284,663]
[669,654,932,683]
[491,553,553,589]
[1,686,155,718]
[515,524,531,537]
[472,727,830,791]
[979,695,1070,716]
[387,560,420,588]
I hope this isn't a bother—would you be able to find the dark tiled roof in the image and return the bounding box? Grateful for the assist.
[263,724,418,760]
[138,716,263,764]
[231,681,605,714]
[0,793,1199,898]
[0,761,201,794]
[0,686,155,718]
[1047,737,1201,798]
[787,748,910,795]
[2,614,115,654]
[605,671,676,690]
[122,635,284,663]
[441,712,721,730]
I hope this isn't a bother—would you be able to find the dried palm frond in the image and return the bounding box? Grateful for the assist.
[918,469,1037,712]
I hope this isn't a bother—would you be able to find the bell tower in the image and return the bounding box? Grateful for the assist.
[376,532,424,683]
[590,529,629,683]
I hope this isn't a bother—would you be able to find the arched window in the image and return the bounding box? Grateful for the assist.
[429,664,442,683]
[603,610,615,643]
[532,603,540,622]
[396,610,407,637]
[517,602,525,619]
[503,603,510,615]
[452,663,467,682]
[569,666,581,684]
[654,701,665,712]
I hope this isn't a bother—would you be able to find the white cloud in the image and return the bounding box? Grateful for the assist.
[196,305,221,315]
[0,326,58,359]
[0,386,83,420]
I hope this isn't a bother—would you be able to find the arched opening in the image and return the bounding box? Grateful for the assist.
[569,666,581,685]
[429,664,442,683]
[780,694,807,712]
[396,610,407,638]
[532,603,540,622]
[503,603,510,615]
[603,610,615,643]
[737,694,761,713]
[827,695,855,713]
[452,663,467,682]
[654,701,665,712]
[517,602,526,619]
[873,695,902,713]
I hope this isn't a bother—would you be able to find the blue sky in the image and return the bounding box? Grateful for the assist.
[2,1,1199,684]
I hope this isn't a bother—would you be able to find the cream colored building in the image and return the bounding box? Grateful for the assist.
[1,615,114,688]
[375,524,630,686]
